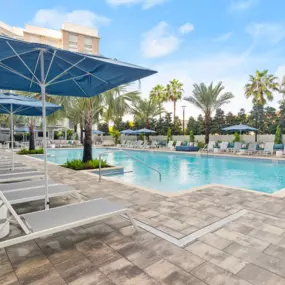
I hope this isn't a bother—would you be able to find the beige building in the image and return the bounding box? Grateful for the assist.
[0,21,100,55]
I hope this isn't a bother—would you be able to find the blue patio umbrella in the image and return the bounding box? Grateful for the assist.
[134,128,156,134]
[222,124,258,134]
[0,35,157,209]
[92,130,105,135]
[120,129,136,135]
[0,93,61,169]
[15,127,40,133]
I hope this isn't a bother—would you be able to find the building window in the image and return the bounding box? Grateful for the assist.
[30,35,41,43]
[84,36,93,53]
[68,33,78,50]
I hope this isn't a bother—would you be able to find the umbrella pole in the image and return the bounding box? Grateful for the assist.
[10,104,14,170]
[40,50,49,210]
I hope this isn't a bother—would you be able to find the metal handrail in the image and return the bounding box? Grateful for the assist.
[98,149,162,182]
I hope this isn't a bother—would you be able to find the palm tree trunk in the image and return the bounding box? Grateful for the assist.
[29,125,35,151]
[173,100,176,122]
[83,116,92,162]
[205,113,210,144]
[80,122,84,144]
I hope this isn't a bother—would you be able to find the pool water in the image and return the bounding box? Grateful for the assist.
[38,148,285,194]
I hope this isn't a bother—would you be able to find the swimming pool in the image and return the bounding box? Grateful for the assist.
[37,148,285,194]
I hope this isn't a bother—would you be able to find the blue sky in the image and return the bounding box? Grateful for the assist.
[2,0,285,118]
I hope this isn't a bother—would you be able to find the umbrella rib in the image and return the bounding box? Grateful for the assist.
[45,57,86,86]
[29,52,41,88]
[44,50,56,83]
[47,51,108,84]
[47,73,89,86]
[6,41,41,85]
[0,62,39,86]
[0,48,41,63]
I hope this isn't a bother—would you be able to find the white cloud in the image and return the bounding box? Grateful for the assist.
[32,9,111,30]
[229,0,258,12]
[106,0,168,9]
[246,23,285,46]
[213,32,233,42]
[141,22,181,58]
[179,23,194,34]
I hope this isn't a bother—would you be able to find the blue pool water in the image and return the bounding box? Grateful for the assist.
[37,148,285,193]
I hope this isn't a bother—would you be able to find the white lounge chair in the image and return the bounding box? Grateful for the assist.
[0,172,44,183]
[0,179,58,192]
[218,142,228,152]
[0,195,138,248]
[238,143,257,155]
[200,141,215,152]
[167,141,174,149]
[259,142,274,156]
[175,141,182,147]
[227,142,242,153]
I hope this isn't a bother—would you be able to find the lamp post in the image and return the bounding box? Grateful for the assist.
[182,105,186,135]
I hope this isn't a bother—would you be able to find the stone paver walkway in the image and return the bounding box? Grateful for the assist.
[1,154,285,284]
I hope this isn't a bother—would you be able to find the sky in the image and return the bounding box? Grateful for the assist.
[2,0,285,120]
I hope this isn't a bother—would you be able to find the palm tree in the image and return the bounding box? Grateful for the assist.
[131,97,164,128]
[184,82,234,143]
[245,70,279,132]
[103,84,140,128]
[150,84,166,119]
[165,79,184,121]
[66,96,104,162]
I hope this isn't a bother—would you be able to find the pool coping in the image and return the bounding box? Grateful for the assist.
[24,150,285,198]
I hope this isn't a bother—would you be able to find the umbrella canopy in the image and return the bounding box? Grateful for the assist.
[134,128,156,134]
[92,130,105,135]
[0,35,157,209]
[15,127,40,133]
[0,93,62,116]
[222,124,258,132]
[0,36,157,97]
[120,129,136,135]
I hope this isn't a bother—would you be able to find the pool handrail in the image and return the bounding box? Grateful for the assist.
[98,149,162,182]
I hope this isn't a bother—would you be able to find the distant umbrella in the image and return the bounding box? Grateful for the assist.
[222,124,258,134]
[92,130,105,135]
[120,129,136,135]
[134,128,156,134]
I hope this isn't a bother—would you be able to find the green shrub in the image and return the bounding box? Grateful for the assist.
[274,125,283,144]
[109,128,120,144]
[167,128,172,142]
[62,159,109,170]
[17,148,44,155]
[197,141,205,149]
[233,132,241,142]
[189,130,195,142]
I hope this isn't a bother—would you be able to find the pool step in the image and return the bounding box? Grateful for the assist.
[103,170,133,177]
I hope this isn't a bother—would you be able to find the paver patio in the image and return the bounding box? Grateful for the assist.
[1,153,285,284]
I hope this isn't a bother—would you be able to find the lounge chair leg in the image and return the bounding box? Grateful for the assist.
[126,212,139,232]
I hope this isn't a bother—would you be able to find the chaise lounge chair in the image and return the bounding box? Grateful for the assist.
[227,142,242,153]
[259,142,274,156]
[200,141,215,152]
[238,143,257,155]
[218,142,228,152]
[0,171,44,183]
[0,194,138,248]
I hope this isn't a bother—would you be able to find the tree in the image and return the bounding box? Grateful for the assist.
[237,108,248,125]
[172,116,182,135]
[167,128,172,142]
[233,132,241,142]
[165,79,184,121]
[196,115,205,135]
[184,82,234,143]
[225,112,238,127]
[211,108,225,134]
[274,125,283,144]
[245,70,279,132]
[150,84,166,120]
[263,106,277,134]
[279,99,285,134]
[103,84,140,128]
[186,116,197,134]
[131,97,164,128]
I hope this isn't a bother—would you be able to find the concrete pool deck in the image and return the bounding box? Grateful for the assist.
[2,154,285,284]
